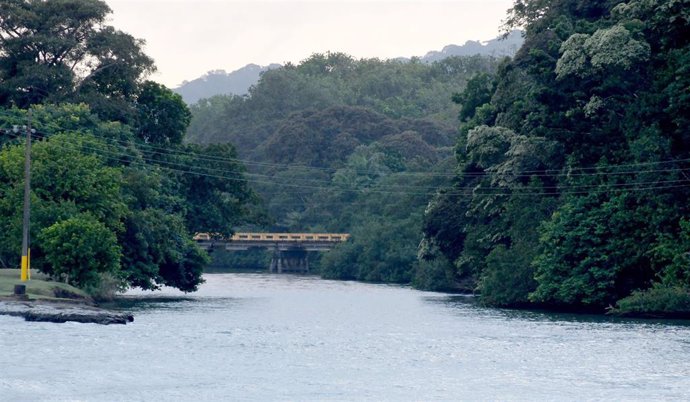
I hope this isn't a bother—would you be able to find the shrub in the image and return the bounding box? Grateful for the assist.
[38,214,121,289]
[611,286,690,317]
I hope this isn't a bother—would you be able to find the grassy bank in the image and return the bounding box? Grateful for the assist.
[0,269,89,301]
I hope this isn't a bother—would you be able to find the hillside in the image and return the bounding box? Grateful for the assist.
[421,0,690,312]
[420,30,523,62]
[175,32,522,104]
[187,54,498,156]
[185,51,502,284]
[174,63,280,104]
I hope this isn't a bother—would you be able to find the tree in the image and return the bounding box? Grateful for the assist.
[136,81,191,145]
[421,0,690,313]
[39,214,120,289]
[0,104,259,293]
[0,0,154,121]
[453,73,495,122]
[0,130,126,289]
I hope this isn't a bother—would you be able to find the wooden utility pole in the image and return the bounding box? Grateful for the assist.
[20,109,32,282]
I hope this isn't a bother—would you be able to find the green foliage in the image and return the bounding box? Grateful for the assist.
[186,54,499,154]
[612,285,690,317]
[0,132,126,270]
[0,103,256,293]
[413,254,458,292]
[650,218,690,286]
[556,25,651,79]
[453,73,495,122]
[0,0,154,122]
[480,245,534,306]
[172,143,259,237]
[207,249,271,270]
[321,215,421,283]
[257,106,453,169]
[38,214,121,290]
[423,0,690,312]
[136,81,191,145]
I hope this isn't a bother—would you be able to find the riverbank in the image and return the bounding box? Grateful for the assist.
[0,269,133,325]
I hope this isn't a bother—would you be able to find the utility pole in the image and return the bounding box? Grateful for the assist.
[20,109,32,282]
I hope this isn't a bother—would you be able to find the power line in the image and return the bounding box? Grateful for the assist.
[16,130,690,191]
[4,122,690,180]
[6,130,690,198]
[82,136,690,179]
[15,130,455,191]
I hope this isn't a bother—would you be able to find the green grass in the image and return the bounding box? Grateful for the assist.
[0,268,89,301]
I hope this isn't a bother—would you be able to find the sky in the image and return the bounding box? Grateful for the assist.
[105,0,514,88]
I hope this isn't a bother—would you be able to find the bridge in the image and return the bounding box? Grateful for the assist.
[194,233,350,273]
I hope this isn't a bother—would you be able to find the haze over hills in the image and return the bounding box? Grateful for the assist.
[419,30,523,62]
[175,63,281,104]
[174,31,523,104]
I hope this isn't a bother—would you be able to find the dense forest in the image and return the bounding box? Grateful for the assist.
[422,0,690,314]
[191,0,690,316]
[186,53,502,284]
[173,30,523,104]
[1,0,689,316]
[0,0,258,296]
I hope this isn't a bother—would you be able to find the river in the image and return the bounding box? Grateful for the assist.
[1,273,690,401]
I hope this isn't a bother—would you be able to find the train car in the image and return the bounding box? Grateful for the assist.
[230,233,350,242]
[194,233,350,242]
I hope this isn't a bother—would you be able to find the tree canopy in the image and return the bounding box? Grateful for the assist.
[0,0,259,295]
[421,0,690,314]
[0,0,154,122]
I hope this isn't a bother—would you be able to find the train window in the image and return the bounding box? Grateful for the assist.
[266,235,274,239]
[279,235,288,239]
[332,236,341,240]
[251,235,260,239]
[239,235,248,239]
[306,236,314,240]
[318,236,328,240]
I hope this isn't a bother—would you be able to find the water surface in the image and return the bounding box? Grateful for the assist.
[1,273,689,401]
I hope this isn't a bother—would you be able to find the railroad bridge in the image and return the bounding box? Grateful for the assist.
[194,233,350,273]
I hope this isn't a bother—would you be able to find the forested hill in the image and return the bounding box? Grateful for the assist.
[422,0,690,315]
[174,64,281,104]
[186,52,501,284]
[186,54,498,157]
[420,30,524,62]
[175,31,523,104]
[187,0,690,317]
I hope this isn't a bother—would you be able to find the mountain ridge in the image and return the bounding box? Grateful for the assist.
[174,31,523,104]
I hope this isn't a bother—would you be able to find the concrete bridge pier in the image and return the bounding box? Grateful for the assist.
[270,249,309,273]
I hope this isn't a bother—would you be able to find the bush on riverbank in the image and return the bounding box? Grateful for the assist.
[610,286,690,318]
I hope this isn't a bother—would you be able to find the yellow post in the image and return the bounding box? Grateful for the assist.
[21,255,28,282]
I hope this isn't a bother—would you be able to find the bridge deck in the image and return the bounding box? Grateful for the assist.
[194,232,350,251]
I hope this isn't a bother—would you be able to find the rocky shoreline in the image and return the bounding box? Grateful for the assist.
[0,297,134,325]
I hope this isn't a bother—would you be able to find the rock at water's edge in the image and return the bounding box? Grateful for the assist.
[0,300,133,325]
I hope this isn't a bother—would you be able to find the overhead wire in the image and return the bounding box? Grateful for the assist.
[4,121,690,180]
[9,127,690,184]
[9,130,456,191]
[102,130,690,176]
[82,136,690,179]
[4,130,690,198]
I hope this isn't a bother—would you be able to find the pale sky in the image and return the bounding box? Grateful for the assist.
[105,0,514,88]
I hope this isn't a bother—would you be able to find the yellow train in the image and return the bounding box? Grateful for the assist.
[194,232,350,242]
